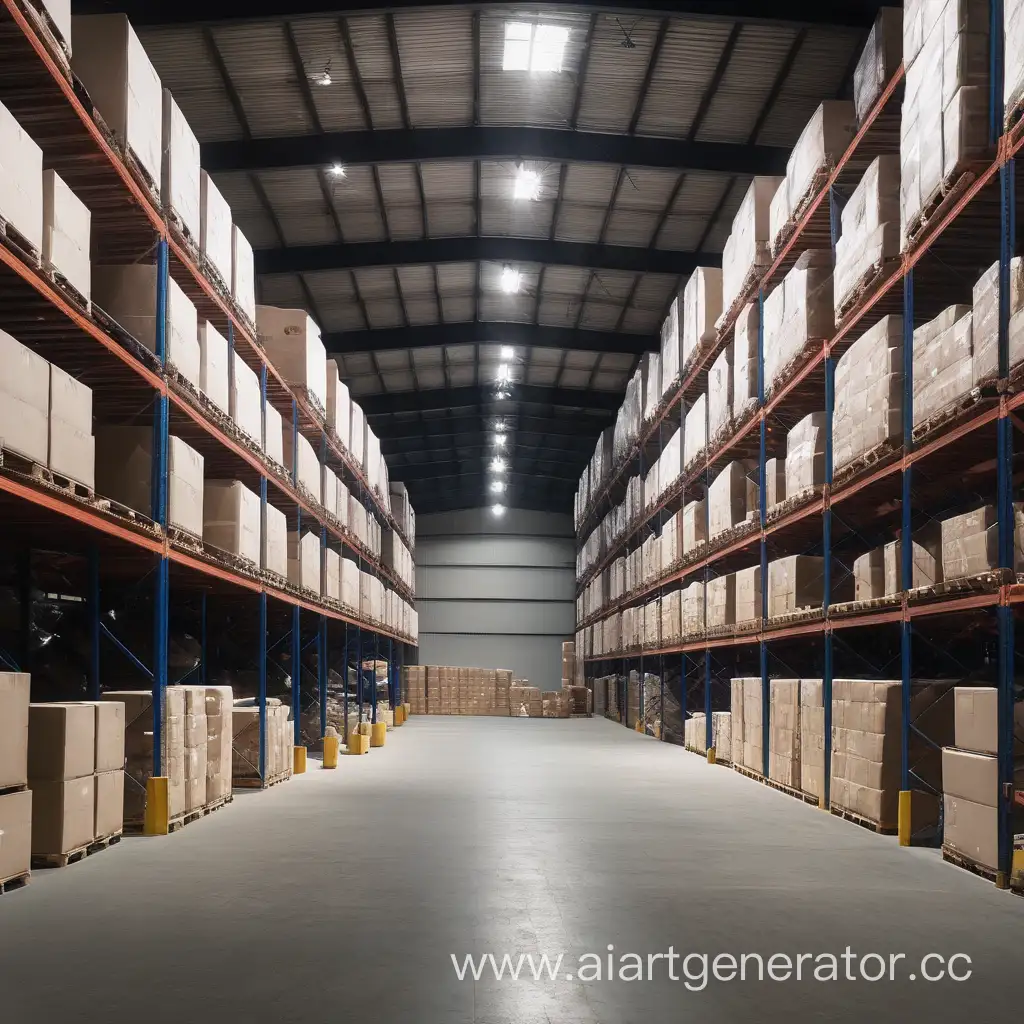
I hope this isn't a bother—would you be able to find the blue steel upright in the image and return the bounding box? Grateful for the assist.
[319,615,328,739]
[823,354,836,807]
[292,603,301,746]
[758,286,770,778]
[900,270,914,804]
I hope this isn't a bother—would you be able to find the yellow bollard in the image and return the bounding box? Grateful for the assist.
[358,721,372,737]
[403,702,410,719]
[370,721,387,747]
[348,733,369,755]
[293,746,307,775]
[322,735,340,769]
[144,777,170,836]
[706,746,716,766]
[898,790,912,847]
[395,706,405,726]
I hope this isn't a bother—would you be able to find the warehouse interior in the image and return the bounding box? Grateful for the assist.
[1,0,1024,1019]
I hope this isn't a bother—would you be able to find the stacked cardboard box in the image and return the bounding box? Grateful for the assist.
[0,329,49,470]
[198,322,230,416]
[799,680,826,802]
[883,524,943,593]
[833,155,901,314]
[681,268,722,369]
[326,360,352,450]
[712,712,732,762]
[180,686,207,812]
[972,257,1024,382]
[48,362,95,491]
[708,344,733,442]
[709,460,757,540]
[683,394,707,470]
[682,581,705,636]
[833,315,903,472]
[913,305,975,425]
[784,413,827,500]
[542,691,569,719]
[730,677,763,774]
[942,686,1024,870]
[767,555,826,617]
[495,670,512,716]
[940,505,1024,580]
[682,499,707,555]
[229,353,263,450]
[706,574,736,630]
[720,176,785,316]
[854,7,903,122]
[732,302,760,426]
[560,643,576,688]
[0,98,43,256]
[287,529,321,593]
[204,480,261,565]
[405,666,427,715]
[768,680,801,790]
[686,712,707,753]
[232,699,291,785]
[232,226,255,324]
[0,674,31,885]
[205,687,233,804]
[262,502,288,580]
[43,169,91,304]
[626,672,641,729]
[735,566,763,623]
[852,546,886,601]
[765,457,786,508]
[105,689,184,824]
[200,171,233,289]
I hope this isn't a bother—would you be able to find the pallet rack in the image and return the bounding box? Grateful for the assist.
[0,0,413,786]
[579,20,1024,887]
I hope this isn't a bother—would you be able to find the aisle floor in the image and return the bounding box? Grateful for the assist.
[0,717,1020,1022]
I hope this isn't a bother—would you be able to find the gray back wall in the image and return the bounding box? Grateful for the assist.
[415,508,576,689]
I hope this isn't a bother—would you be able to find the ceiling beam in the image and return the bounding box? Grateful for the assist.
[384,436,595,459]
[359,384,621,416]
[390,465,582,484]
[373,414,611,442]
[74,1,887,29]
[255,236,717,277]
[325,321,656,355]
[202,126,787,176]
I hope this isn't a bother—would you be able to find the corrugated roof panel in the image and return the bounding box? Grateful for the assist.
[256,168,337,246]
[436,262,476,293]
[304,269,363,333]
[481,159,561,200]
[592,370,628,391]
[346,14,404,129]
[528,364,560,385]
[634,19,736,138]
[427,202,476,236]
[755,28,862,146]
[588,269,636,304]
[478,10,590,128]
[480,294,534,322]
[560,367,594,389]
[575,15,664,133]
[653,170,732,249]
[604,209,659,246]
[403,296,439,324]
[412,346,444,367]
[695,24,799,145]
[348,375,380,396]
[445,343,475,363]
[345,352,376,374]
[395,9,474,126]
[378,163,425,239]
[480,260,540,299]
[328,166,387,242]
[416,366,447,388]
[441,296,475,322]
[448,363,476,385]
[614,167,678,210]
[421,160,475,201]
[375,349,409,371]
[562,162,619,203]
[601,352,637,370]
[542,265,590,297]
[482,196,555,238]
[531,346,564,365]
[553,203,606,243]
[364,301,405,330]
[258,273,306,308]
[353,266,399,300]
[620,306,662,333]
[213,23,314,138]
[579,298,624,331]
[139,27,241,142]
[290,18,367,132]
[565,350,598,370]
[210,172,279,248]
[538,297,579,327]
[706,175,751,251]
[382,370,416,393]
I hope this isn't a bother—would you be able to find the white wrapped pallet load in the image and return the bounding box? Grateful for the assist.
[204,480,261,564]
[832,315,903,473]
[95,428,203,535]
[42,170,90,302]
[160,90,200,243]
[643,351,661,422]
[660,294,682,392]
[199,171,233,289]
[326,360,351,448]
[324,548,341,602]
[256,305,328,415]
[264,399,283,467]
[1007,0,1024,123]
[322,465,338,519]
[769,178,791,257]
[288,530,321,593]
[732,301,759,422]
[71,15,162,194]
[854,7,903,123]
[681,268,722,368]
[853,546,886,600]
[768,555,826,616]
[900,0,990,247]
[48,363,95,491]
[720,176,784,319]
[660,426,681,496]
[784,413,827,500]
[913,305,974,426]
[833,155,900,318]
[762,250,833,396]
[972,258,1024,383]
[682,498,707,554]
[232,226,256,324]
[707,574,736,630]
[340,556,359,610]
[199,322,229,416]
[39,0,71,54]
[683,394,707,471]
[765,457,786,508]
[735,565,763,623]
[707,345,733,443]
[229,354,262,449]
[350,402,365,469]
[0,100,44,256]
[262,501,287,579]
[92,265,201,390]
[284,425,320,502]
[682,581,705,635]
[708,461,757,541]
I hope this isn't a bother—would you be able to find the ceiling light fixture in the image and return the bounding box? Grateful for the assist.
[491,503,506,517]
[500,346,515,360]
[319,72,332,86]
[329,163,346,178]
[500,266,521,295]
[490,480,506,494]
[494,433,507,447]
[491,457,506,473]
[514,168,541,201]
[495,390,510,401]
[496,363,512,383]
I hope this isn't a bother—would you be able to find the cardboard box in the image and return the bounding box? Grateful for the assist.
[973,256,1024,383]
[0,328,50,466]
[681,268,723,366]
[799,679,826,799]
[199,321,230,416]
[232,225,255,323]
[735,565,763,623]
[785,412,827,498]
[72,15,162,190]
[709,460,757,539]
[262,500,288,579]
[721,176,785,314]
[326,360,351,449]
[0,97,44,253]
[94,769,124,839]
[732,302,759,422]
[203,480,261,564]
[0,673,30,790]
[283,420,321,501]
[161,89,200,243]
[264,399,283,467]
[28,703,96,781]
[730,677,764,773]
[256,306,328,414]
[883,525,943,593]
[87,700,125,773]
[41,0,72,52]
[953,685,1024,755]
[205,686,233,803]
[942,747,1001,869]
[855,7,903,122]
[230,353,263,449]
[200,170,232,287]
[341,556,360,610]
[769,679,801,789]
[95,428,203,536]
[42,169,90,301]
[768,555,825,617]
[350,402,365,470]
[48,362,94,489]
[941,504,1024,579]
[288,530,321,593]
[853,546,886,601]
[92,265,200,389]
[683,394,707,469]
[706,574,736,629]
[0,790,31,882]
[30,776,95,855]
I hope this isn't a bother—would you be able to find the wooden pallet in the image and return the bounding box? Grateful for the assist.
[0,446,93,500]
[830,804,898,835]
[912,388,989,445]
[233,772,291,790]
[32,830,122,869]
[904,165,984,252]
[764,775,820,806]
[732,762,765,783]
[907,570,1010,605]
[834,256,901,327]
[91,305,164,374]
[124,814,187,835]
[0,212,41,269]
[42,260,91,315]
[941,844,999,885]
[832,437,900,489]
[168,525,205,556]
[16,0,71,74]
[0,871,30,895]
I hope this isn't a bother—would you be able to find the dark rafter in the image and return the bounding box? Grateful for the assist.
[389,464,582,485]
[375,414,610,443]
[384,436,594,460]
[360,384,621,416]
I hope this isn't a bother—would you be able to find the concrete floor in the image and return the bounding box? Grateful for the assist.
[0,717,1021,1022]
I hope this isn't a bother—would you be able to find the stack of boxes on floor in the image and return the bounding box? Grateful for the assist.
[683,712,731,759]
[231,698,291,787]
[404,667,522,716]
[0,675,32,886]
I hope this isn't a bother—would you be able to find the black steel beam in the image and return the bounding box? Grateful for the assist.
[384,436,595,459]
[202,126,787,176]
[390,465,582,484]
[326,321,656,355]
[72,1,886,29]
[359,385,621,416]
[373,414,611,442]
[255,236,716,277]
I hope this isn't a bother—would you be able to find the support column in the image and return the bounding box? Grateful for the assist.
[758,286,770,779]
[823,353,836,809]
[258,593,268,783]
[291,604,301,746]
[319,615,328,739]
[899,268,915,846]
